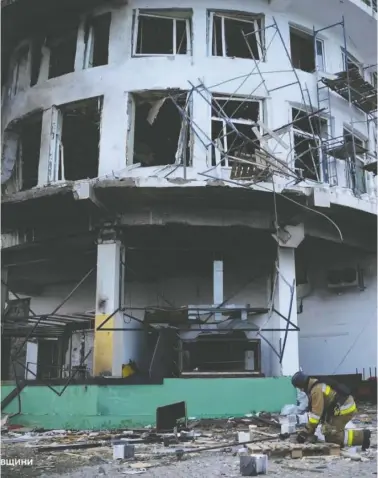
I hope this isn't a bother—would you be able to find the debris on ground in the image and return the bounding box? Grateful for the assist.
[0,404,376,477]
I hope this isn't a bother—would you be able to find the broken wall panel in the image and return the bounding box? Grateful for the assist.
[131,91,191,167]
[134,10,192,56]
[211,11,264,60]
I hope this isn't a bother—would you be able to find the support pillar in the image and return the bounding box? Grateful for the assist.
[272,224,304,377]
[275,247,299,376]
[25,341,38,379]
[93,231,125,377]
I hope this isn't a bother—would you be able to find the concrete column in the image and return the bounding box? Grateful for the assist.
[275,247,299,376]
[94,231,137,377]
[25,341,38,379]
[271,224,304,377]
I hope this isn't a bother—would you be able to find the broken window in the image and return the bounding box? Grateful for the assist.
[133,10,192,55]
[130,91,191,167]
[211,95,261,167]
[48,23,78,79]
[9,44,30,96]
[210,11,264,60]
[290,26,324,73]
[343,128,367,194]
[83,13,111,68]
[180,332,261,375]
[2,112,43,193]
[292,108,327,181]
[48,97,102,182]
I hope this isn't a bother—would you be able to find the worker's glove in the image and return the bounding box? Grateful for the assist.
[296,431,308,444]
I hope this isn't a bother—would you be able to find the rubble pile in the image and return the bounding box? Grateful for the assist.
[1,405,376,477]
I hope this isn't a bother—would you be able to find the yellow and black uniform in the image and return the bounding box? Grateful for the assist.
[306,378,364,447]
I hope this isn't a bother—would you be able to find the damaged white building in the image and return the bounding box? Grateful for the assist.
[1,0,377,385]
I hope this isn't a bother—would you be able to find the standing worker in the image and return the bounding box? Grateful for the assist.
[291,371,371,449]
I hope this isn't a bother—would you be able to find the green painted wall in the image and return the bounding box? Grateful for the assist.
[2,378,295,430]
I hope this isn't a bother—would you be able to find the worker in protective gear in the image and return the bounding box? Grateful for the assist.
[291,371,371,450]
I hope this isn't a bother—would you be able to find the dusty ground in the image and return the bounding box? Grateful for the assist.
[1,405,377,477]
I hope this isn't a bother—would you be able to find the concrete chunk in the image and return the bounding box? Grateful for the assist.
[240,454,268,476]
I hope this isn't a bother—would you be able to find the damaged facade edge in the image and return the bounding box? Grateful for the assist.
[1,0,377,426]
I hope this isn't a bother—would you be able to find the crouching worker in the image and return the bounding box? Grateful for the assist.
[291,371,371,450]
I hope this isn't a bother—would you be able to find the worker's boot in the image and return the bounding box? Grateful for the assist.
[362,430,371,451]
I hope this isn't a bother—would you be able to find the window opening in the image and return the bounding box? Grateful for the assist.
[30,37,44,86]
[290,26,324,73]
[2,112,42,193]
[134,10,192,55]
[211,11,264,60]
[342,49,363,76]
[10,44,29,96]
[48,24,78,79]
[131,91,191,167]
[211,95,260,167]
[292,108,327,181]
[49,98,102,182]
[181,332,261,375]
[343,128,367,194]
[371,71,377,88]
[84,13,111,68]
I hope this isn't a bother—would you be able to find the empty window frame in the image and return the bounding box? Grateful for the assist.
[48,24,78,79]
[342,49,363,76]
[2,112,43,193]
[48,97,102,182]
[9,44,30,96]
[83,13,111,68]
[130,91,191,167]
[290,26,325,73]
[181,332,261,375]
[343,128,367,194]
[133,10,192,56]
[210,11,264,60]
[292,108,327,181]
[370,71,377,88]
[211,95,261,167]
[30,36,44,86]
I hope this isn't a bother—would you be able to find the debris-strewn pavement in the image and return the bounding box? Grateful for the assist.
[1,404,376,477]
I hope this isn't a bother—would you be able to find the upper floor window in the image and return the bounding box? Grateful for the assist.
[342,49,363,76]
[129,91,191,167]
[9,44,29,96]
[2,112,43,194]
[343,128,368,194]
[133,10,192,56]
[370,71,377,88]
[48,23,79,79]
[209,11,264,60]
[292,108,327,182]
[83,13,111,68]
[211,95,261,167]
[290,26,325,73]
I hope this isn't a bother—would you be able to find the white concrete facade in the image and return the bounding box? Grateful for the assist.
[1,0,377,379]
